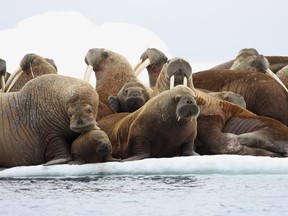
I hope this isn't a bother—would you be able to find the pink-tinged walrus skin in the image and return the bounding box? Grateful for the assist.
[98,85,200,161]
[0,74,99,167]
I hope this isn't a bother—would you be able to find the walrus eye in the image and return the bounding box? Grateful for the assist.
[102,50,109,58]
[87,106,93,113]
[174,96,181,102]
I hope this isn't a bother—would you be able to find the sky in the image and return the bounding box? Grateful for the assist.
[0,0,287,83]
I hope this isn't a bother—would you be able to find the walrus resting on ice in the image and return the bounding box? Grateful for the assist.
[0,74,99,167]
[98,85,200,161]
[70,128,119,164]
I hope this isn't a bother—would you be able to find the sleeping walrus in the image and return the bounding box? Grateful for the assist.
[98,85,200,161]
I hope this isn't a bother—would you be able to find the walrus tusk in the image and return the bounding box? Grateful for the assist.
[3,67,24,92]
[0,76,5,92]
[84,65,93,83]
[170,75,175,89]
[183,76,188,86]
[93,125,101,130]
[134,58,151,76]
[266,68,288,93]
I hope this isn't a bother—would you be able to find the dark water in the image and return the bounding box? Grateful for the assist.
[1,175,287,216]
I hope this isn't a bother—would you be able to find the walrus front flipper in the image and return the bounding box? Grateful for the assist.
[108,96,122,113]
[43,158,72,166]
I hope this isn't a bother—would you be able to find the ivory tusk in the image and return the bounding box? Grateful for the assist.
[0,76,5,92]
[266,68,288,93]
[3,67,23,92]
[94,125,101,130]
[84,65,93,83]
[134,58,151,76]
[170,75,175,89]
[183,76,188,86]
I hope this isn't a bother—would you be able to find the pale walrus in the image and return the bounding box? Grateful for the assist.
[0,74,99,167]
[70,127,119,164]
[98,85,200,161]
[154,57,288,157]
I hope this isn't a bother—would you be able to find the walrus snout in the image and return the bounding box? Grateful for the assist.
[125,96,146,112]
[176,97,200,119]
[70,120,96,133]
[96,143,111,154]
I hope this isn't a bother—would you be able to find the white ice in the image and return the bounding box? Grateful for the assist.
[0,155,288,179]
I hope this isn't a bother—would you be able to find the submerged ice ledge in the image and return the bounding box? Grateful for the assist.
[0,155,288,179]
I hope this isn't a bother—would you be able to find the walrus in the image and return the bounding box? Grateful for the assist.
[0,74,99,167]
[134,48,247,107]
[3,53,57,92]
[210,48,288,73]
[207,91,246,109]
[134,48,168,88]
[98,85,200,161]
[229,49,288,92]
[108,81,151,113]
[83,48,152,120]
[154,57,288,157]
[70,127,119,164]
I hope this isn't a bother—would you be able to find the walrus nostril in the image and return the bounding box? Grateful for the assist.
[77,119,83,125]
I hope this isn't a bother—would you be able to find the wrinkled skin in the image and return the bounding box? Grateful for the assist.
[155,57,288,157]
[193,69,288,126]
[4,53,57,92]
[98,85,200,161]
[84,48,152,120]
[70,128,119,164]
[0,74,99,167]
[108,81,151,113]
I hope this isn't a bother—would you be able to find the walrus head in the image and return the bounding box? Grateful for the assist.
[170,85,200,121]
[67,89,98,133]
[3,54,57,92]
[164,57,192,89]
[108,81,150,113]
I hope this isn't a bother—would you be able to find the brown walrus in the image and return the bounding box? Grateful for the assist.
[0,74,99,167]
[108,81,151,113]
[154,57,288,157]
[3,53,57,92]
[134,48,247,107]
[70,127,119,164]
[98,85,200,161]
[84,48,152,120]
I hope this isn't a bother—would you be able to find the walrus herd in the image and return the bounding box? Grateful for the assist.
[1,47,288,168]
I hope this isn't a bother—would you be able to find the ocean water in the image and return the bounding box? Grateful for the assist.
[1,155,288,216]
